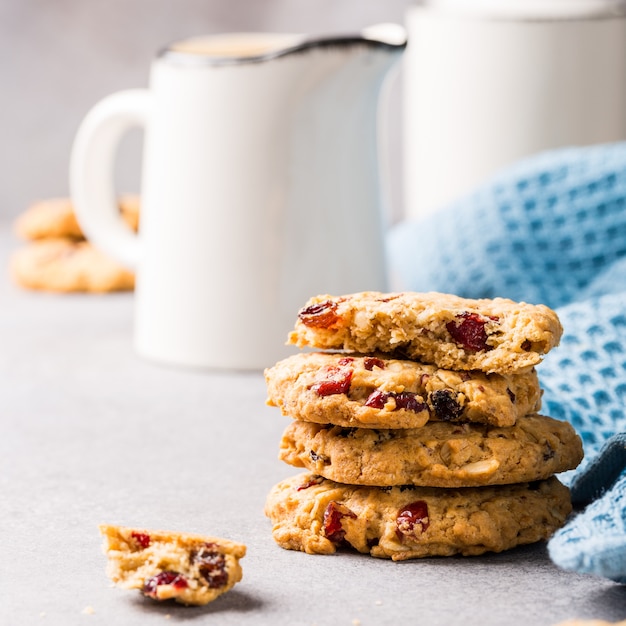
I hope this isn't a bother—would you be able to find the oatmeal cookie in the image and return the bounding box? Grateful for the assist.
[10,239,134,292]
[99,525,246,606]
[279,415,583,487]
[265,473,572,560]
[265,352,542,429]
[14,194,140,241]
[288,292,562,374]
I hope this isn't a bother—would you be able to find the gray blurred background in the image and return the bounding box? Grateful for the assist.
[0,0,411,224]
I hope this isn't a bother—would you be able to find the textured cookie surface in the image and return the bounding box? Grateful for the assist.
[99,525,246,606]
[265,473,571,560]
[14,194,140,241]
[279,415,583,487]
[10,239,134,292]
[288,292,563,374]
[265,352,542,429]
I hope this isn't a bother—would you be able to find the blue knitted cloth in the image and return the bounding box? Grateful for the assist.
[388,142,626,582]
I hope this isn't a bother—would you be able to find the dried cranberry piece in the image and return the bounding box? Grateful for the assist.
[312,365,353,396]
[396,501,430,540]
[131,532,151,549]
[365,390,388,409]
[298,301,340,328]
[365,390,426,413]
[143,571,188,597]
[296,475,324,491]
[393,392,427,413]
[429,389,463,421]
[446,311,496,352]
[323,501,357,544]
[192,543,228,589]
[364,357,385,371]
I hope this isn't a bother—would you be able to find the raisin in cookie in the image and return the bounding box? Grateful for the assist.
[265,473,571,560]
[279,415,583,487]
[265,352,542,429]
[10,239,134,292]
[14,194,140,241]
[288,292,563,374]
[99,525,246,606]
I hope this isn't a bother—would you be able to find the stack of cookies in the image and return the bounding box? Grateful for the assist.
[10,196,139,293]
[264,291,583,561]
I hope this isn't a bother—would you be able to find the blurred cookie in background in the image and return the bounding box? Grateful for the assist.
[10,239,135,293]
[14,194,140,241]
[10,195,139,292]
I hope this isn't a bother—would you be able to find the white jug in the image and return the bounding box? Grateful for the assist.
[70,25,406,370]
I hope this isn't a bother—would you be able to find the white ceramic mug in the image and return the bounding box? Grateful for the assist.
[404,0,626,221]
[70,28,405,370]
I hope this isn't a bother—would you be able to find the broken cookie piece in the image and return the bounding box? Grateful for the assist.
[99,525,246,606]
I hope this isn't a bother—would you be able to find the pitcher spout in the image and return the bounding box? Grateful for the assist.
[361,22,408,48]
[299,22,407,58]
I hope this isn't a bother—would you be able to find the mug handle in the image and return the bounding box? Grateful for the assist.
[69,89,150,270]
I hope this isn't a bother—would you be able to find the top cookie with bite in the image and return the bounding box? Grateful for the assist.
[288,291,562,374]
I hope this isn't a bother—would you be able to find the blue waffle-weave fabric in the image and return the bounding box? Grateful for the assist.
[388,142,626,582]
[388,142,626,309]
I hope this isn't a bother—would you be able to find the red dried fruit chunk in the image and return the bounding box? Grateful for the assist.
[298,301,340,328]
[364,357,385,371]
[143,571,188,598]
[365,390,426,413]
[323,501,357,544]
[131,532,151,549]
[297,475,324,491]
[393,392,427,413]
[312,365,353,396]
[365,390,388,409]
[192,543,229,589]
[445,311,496,352]
[396,501,430,540]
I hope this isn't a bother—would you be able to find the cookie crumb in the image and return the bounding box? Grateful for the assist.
[39,612,46,618]
[352,620,361,626]
[375,600,383,605]
[99,524,246,606]
[82,606,95,615]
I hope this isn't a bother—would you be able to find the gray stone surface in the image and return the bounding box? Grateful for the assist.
[2,226,626,625]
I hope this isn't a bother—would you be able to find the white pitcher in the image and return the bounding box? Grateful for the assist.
[70,25,406,370]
